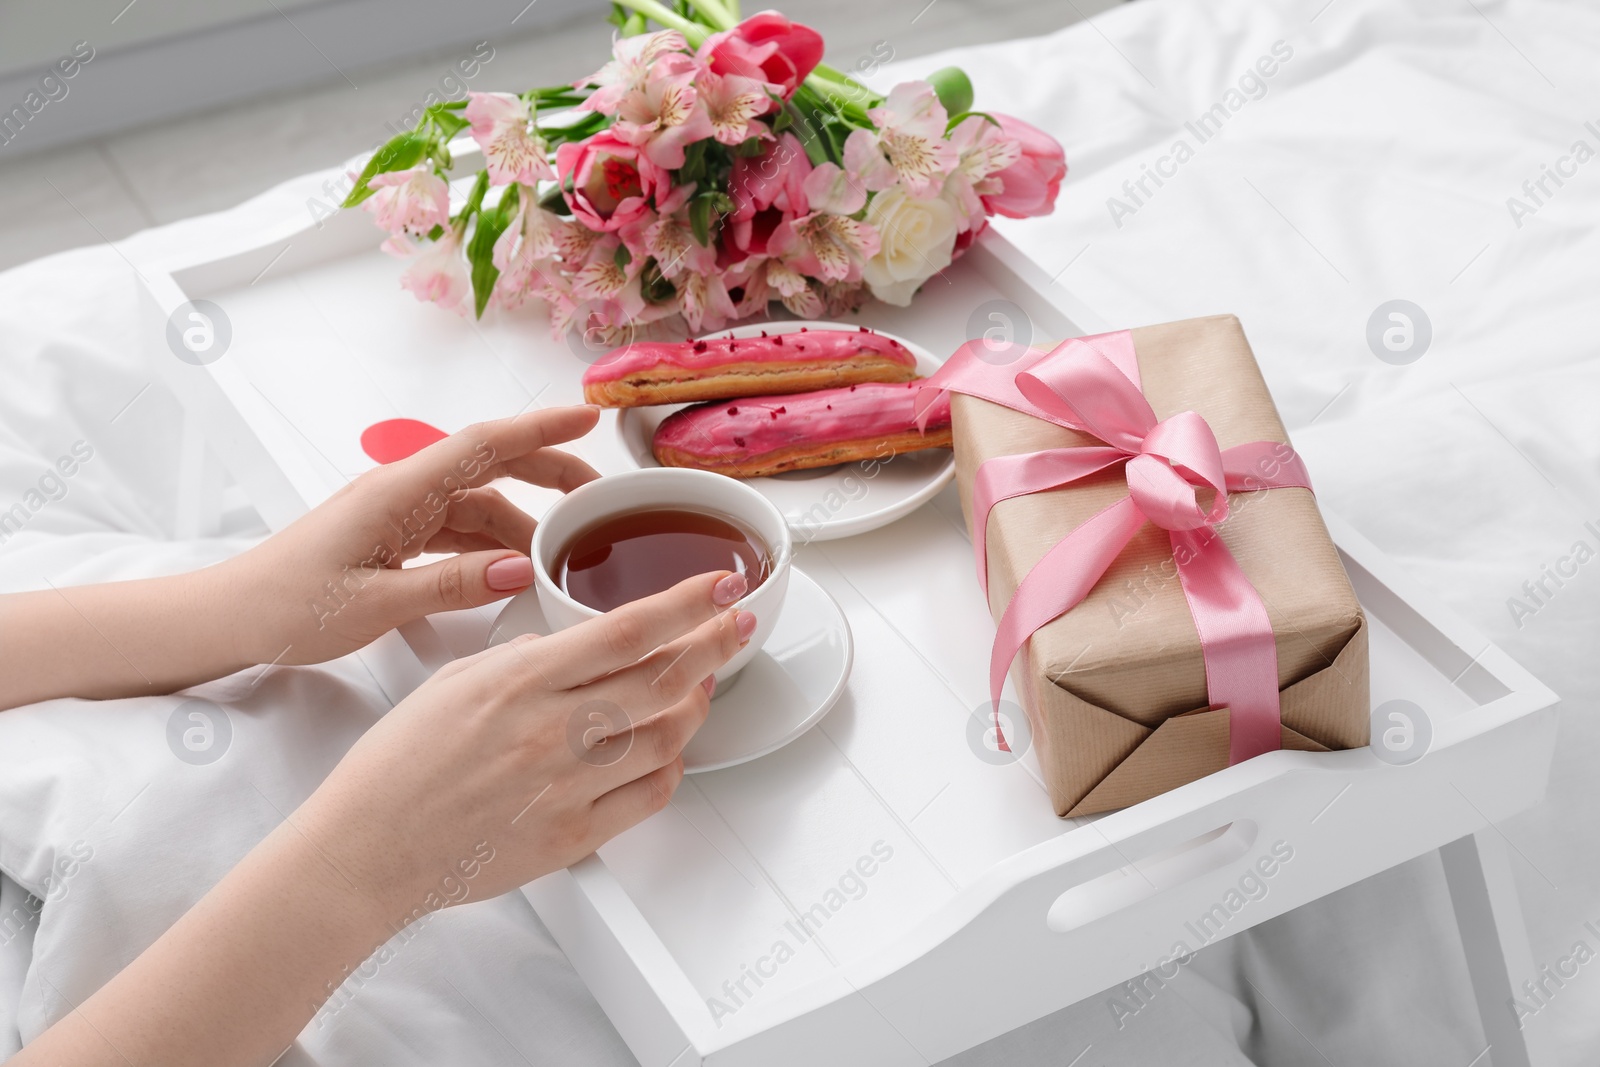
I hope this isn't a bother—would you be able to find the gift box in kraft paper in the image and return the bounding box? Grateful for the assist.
[952,315,1369,817]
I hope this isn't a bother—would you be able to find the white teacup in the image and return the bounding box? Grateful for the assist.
[530,467,792,684]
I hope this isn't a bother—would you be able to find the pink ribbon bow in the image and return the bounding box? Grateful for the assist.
[916,330,1314,765]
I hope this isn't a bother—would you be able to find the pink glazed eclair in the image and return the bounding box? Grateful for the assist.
[582,327,919,408]
[653,380,953,478]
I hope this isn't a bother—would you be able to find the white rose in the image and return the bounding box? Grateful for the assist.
[861,187,959,307]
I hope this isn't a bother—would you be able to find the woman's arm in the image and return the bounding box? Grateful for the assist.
[6,405,755,1064]
[0,570,253,709]
[0,406,601,712]
[13,568,750,1066]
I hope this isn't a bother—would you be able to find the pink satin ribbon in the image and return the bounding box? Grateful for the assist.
[916,330,1313,765]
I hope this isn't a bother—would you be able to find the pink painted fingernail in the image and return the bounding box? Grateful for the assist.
[736,610,758,643]
[701,675,716,697]
[713,572,747,606]
[486,555,535,592]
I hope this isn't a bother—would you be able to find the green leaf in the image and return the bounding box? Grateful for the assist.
[614,242,632,270]
[781,97,831,166]
[677,139,709,185]
[927,66,974,117]
[641,258,675,303]
[688,193,716,247]
[732,136,765,157]
[462,170,491,218]
[427,104,470,140]
[466,187,519,319]
[342,132,428,208]
[946,109,1000,132]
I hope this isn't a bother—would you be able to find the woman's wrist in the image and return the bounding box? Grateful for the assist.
[199,550,305,670]
[167,562,269,676]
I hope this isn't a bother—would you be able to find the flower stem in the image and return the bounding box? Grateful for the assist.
[806,64,881,107]
[608,0,712,42]
[686,0,738,30]
[800,78,874,126]
[459,170,490,222]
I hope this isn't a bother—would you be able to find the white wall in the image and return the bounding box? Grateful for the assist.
[0,0,337,78]
[0,0,586,156]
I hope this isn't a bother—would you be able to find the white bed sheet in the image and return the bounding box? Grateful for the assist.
[2,0,1597,1062]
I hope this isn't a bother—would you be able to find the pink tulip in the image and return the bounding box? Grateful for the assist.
[699,12,824,99]
[982,114,1066,219]
[555,131,671,233]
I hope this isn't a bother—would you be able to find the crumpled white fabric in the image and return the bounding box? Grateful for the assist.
[2,0,1598,1063]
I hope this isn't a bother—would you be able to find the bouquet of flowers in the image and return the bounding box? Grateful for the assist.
[343,0,1065,341]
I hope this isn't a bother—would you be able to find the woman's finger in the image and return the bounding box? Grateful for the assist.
[419,530,506,557]
[377,550,536,621]
[485,447,601,496]
[393,407,601,499]
[515,569,747,690]
[578,676,713,794]
[439,487,541,556]
[587,608,748,719]
[586,756,685,844]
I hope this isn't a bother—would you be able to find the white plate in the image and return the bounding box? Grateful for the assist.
[611,320,955,542]
[486,566,853,773]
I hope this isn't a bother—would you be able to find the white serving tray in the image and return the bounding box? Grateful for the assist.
[133,153,1558,1066]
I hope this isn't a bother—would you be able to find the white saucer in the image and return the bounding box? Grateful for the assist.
[486,567,853,773]
[612,320,955,542]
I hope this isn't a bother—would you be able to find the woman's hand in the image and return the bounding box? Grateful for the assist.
[10,569,754,1067]
[0,406,598,710]
[216,405,601,667]
[296,566,755,911]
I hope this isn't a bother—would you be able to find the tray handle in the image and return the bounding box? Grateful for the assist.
[1045,819,1258,933]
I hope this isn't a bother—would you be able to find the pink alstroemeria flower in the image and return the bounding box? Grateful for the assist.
[634,186,716,279]
[579,30,690,114]
[767,208,881,284]
[465,93,555,186]
[556,131,671,233]
[699,12,823,99]
[492,190,565,308]
[386,229,470,314]
[759,146,880,285]
[942,114,1023,232]
[802,159,869,216]
[721,255,772,318]
[569,234,647,324]
[677,269,739,333]
[981,113,1067,219]
[850,82,961,199]
[365,165,450,235]
[612,53,714,169]
[697,68,774,145]
[764,259,824,318]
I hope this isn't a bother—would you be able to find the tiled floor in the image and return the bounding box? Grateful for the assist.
[0,0,1119,273]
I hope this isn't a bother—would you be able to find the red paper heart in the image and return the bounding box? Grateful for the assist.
[361,418,448,464]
